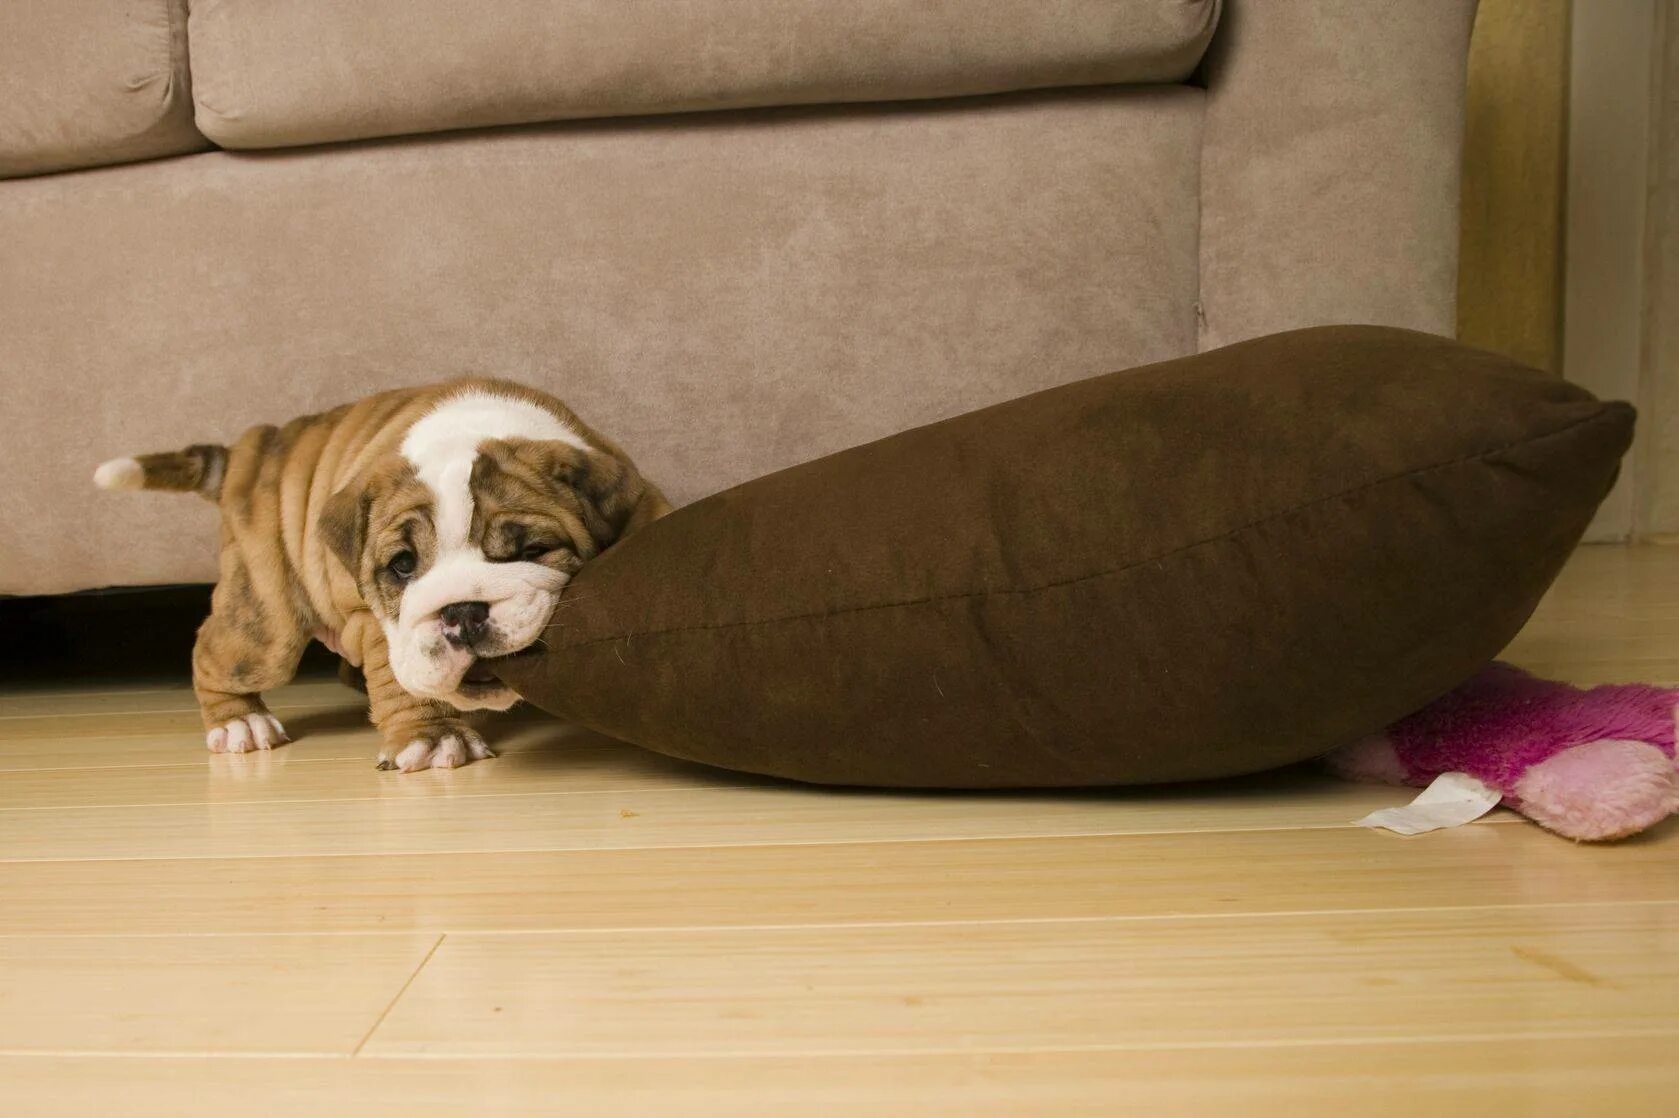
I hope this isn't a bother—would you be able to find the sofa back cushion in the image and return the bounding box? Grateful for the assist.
[0,0,207,179]
[187,0,1220,149]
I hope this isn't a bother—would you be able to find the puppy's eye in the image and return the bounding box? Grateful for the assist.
[520,542,552,562]
[386,551,417,580]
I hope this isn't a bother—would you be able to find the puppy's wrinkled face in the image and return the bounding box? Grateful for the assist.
[319,393,659,710]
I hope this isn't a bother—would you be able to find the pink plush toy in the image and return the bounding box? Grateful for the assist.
[1326,663,1679,841]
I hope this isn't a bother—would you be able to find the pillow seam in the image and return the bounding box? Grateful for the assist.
[553,405,1620,650]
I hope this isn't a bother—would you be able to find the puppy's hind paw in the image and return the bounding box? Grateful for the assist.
[206,712,290,754]
[376,725,494,773]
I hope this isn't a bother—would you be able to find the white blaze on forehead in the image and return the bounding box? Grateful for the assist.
[385,389,584,707]
[399,390,590,552]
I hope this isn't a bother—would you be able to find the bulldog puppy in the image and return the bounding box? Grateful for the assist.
[94,380,670,771]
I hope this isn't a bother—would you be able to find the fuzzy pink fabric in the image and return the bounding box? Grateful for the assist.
[1513,739,1679,840]
[1384,663,1678,795]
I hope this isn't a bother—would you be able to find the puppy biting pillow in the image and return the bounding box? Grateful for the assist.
[492,326,1634,788]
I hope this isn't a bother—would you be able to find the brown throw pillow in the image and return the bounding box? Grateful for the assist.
[491,326,1633,788]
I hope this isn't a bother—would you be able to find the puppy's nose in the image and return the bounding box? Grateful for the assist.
[439,601,491,648]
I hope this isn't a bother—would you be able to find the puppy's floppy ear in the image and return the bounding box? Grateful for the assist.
[546,442,670,547]
[317,484,369,575]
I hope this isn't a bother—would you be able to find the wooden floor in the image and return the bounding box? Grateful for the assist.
[2,546,1676,1115]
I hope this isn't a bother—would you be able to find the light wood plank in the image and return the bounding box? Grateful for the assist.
[0,696,550,745]
[0,709,568,773]
[1,823,1671,937]
[0,729,726,810]
[0,679,357,719]
[0,768,1508,863]
[1507,544,1679,611]
[1506,629,1679,666]
[1508,661,1679,688]
[0,934,437,1055]
[0,681,554,726]
[0,726,366,772]
[1502,543,1679,678]
[4,1037,1677,1118]
[365,905,1679,1057]
[0,696,367,739]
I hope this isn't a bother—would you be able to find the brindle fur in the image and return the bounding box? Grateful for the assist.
[120,379,669,764]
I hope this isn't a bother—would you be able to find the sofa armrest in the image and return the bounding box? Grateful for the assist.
[1197,0,1479,350]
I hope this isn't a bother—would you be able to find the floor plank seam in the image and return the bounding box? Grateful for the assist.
[3,897,1673,939]
[0,758,377,776]
[0,744,570,774]
[0,782,709,812]
[0,706,366,723]
[351,934,446,1058]
[5,1028,1678,1062]
[3,821,1547,864]
[0,820,1539,864]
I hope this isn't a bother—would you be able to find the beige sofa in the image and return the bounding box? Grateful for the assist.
[1,0,1478,597]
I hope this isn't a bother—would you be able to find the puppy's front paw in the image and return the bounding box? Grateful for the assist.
[376,723,495,773]
[206,712,290,754]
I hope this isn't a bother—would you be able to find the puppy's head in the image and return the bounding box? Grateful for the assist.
[319,418,664,711]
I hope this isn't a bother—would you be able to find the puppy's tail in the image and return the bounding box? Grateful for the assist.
[93,444,228,500]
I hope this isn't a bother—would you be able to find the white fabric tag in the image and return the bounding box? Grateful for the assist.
[1354,772,1503,836]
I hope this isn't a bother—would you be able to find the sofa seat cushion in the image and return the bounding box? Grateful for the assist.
[0,0,207,178]
[187,0,1220,149]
